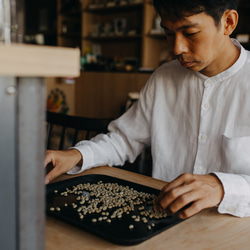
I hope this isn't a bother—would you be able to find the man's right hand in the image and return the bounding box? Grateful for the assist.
[44,149,83,184]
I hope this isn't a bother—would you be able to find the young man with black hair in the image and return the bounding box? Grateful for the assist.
[45,0,250,218]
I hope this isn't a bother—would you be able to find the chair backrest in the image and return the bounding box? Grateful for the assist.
[46,111,113,150]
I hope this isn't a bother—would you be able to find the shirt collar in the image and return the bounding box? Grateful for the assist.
[195,38,247,82]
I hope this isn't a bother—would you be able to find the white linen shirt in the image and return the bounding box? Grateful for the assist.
[71,40,250,217]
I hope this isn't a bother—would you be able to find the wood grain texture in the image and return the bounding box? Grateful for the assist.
[0,43,80,77]
[75,71,151,118]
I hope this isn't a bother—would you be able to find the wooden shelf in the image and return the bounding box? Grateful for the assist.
[58,10,81,16]
[57,0,82,50]
[59,33,82,39]
[58,0,170,69]
[83,34,142,41]
[26,30,57,36]
[84,2,143,14]
[147,33,166,39]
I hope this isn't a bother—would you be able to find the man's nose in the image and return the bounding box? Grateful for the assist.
[173,34,188,56]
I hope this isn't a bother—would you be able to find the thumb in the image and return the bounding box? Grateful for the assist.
[44,150,54,168]
[45,164,65,184]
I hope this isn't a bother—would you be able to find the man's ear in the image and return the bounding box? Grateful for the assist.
[223,9,238,35]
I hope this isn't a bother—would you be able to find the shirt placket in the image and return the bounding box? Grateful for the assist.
[193,78,213,174]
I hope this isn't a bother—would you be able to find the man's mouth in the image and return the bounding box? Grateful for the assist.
[177,55,197,68]
[180,60,195,68]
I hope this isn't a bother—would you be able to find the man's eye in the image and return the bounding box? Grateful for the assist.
[185,32,198,37]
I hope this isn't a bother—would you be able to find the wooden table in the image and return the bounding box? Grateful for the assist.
[46,166,250,249]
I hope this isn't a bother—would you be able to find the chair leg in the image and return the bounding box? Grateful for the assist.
[85,130,90,140]
[59,127,66,150]
[72,130,79,146]
[46,124,53,149]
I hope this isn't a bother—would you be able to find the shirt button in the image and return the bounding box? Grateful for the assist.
[203,103,210,110]
[204,79,212,88]
[197,165,202,171]
[200,133,207,142]
[195,165,203,173]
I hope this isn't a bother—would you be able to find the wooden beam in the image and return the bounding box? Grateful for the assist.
[0,43,80,77]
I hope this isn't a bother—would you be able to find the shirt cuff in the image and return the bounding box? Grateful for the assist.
[213,172,250,217]
[67,143,95,175]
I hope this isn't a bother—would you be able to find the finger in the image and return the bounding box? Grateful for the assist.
[155,174,195,208]
[155,184,194,213]
[44,150,54,167]
[167,190,197,215]
[166,181,217,217]
[45,164,65,184]
[178,200,204,219]
[156,173,193,203]
[44,157,51,168]
[154,183,179,212]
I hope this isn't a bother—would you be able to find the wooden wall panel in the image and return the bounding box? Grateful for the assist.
[75,72,151,118]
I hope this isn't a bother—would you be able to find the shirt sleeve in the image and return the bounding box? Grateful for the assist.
[67,80,154,175]
[68,120,147,174]
[213,172,250,217]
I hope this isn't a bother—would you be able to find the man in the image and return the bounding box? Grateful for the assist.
[45,0,250,218]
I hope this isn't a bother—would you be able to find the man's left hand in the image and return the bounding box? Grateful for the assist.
[153,173,224,219]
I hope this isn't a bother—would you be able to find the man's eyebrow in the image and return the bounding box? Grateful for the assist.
[160,22,199,31]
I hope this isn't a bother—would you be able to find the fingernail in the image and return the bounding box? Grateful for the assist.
[44,178,49,185]
[178,212,185,219]
[153,204,159,212]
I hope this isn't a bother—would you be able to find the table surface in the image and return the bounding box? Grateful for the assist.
[46,166,250,249]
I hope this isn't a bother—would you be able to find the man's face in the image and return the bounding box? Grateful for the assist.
[161,12,227,77]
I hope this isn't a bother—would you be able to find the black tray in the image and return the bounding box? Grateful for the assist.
[46,174,184,245]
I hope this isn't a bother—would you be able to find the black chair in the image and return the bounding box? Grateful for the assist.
[46,111,113,150]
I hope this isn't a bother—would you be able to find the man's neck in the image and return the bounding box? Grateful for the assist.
[200,38,240,77]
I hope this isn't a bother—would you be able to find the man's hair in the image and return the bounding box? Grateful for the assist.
[153,0,239,26]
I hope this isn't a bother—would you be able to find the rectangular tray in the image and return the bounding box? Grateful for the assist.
[46,174,184,245]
